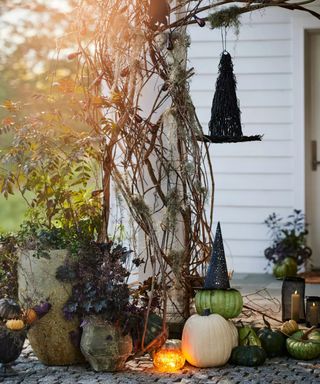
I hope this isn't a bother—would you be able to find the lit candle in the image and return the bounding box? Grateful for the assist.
[291,290,300,322]
[309,302,318,326]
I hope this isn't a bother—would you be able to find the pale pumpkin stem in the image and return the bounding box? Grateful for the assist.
[302,326,318,340]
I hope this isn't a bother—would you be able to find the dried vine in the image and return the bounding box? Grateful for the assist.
[70,0,320,330]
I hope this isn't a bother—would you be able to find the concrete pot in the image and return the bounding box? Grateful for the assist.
[18,249,84,365]
[81,316,132,371]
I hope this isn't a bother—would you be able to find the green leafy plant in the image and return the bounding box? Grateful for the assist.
[56,240,162,351]
[264,210,312,267]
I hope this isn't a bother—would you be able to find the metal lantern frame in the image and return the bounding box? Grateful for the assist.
[281,276,306,323]
[306,296,320,327]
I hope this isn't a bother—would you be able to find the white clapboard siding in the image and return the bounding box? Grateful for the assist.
[191,73,292,91]
[215,174,293,191]
[188,7,300,273]
[237,125,293,141]
[214,190,294,208]
[213,157,293,174]
[190,22,291,42]
[213,206,296,224]
[197,106,292,124]
[193,90,292,108]
[209,141,293,157]
[221,223,268,241]
[227,257,268,274]
[193,56,291,74]
[190,40,291,58]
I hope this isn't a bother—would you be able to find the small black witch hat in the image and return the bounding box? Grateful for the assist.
[204,222,230,290]
[198,51,262,144]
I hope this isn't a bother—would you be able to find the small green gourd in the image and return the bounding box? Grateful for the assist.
[230,345,266,367]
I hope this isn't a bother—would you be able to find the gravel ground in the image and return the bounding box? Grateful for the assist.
[1,342,319,384]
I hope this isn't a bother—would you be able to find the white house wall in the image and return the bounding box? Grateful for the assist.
[188,7,313,273]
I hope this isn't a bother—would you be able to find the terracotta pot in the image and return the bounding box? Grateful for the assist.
[18,249,84,365]
[80,316,132,371]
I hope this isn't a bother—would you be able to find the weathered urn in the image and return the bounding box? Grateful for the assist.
[0,327,26,375]
[18,249,84,365]
[80,316,133,372]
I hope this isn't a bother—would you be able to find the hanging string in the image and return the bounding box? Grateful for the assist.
[221,27,227,52]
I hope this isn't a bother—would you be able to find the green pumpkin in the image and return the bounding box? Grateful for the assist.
[286,330,320,360]
[258,327,286,357]
[230,346,266,367]
[238,326,261,347]
[308,330,320,343]
[195,289,243,319]
[273,257,297,279]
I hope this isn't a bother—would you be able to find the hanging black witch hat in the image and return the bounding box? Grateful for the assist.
[198,51,262,143]
[204,222,230,290]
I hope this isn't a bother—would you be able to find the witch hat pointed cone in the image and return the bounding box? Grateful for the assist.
[204,222,230,290]
[197,51,261,143]
[209,51,242,138]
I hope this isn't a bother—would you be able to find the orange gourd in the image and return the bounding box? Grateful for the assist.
[24,308,38,325]
[6,319,25,331]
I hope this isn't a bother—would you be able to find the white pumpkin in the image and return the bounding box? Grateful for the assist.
[181,313,238,368]
[228,320,238,348]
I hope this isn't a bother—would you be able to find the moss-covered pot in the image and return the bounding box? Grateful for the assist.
[18,249,84,365]
[80,316,133,371]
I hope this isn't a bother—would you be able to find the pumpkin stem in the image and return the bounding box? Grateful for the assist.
[203,308,211,316]
[262,314,271,329]
[302,326,318,340]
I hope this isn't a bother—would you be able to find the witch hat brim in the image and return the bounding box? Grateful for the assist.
[197,134,262,143]
[202,222,230,290]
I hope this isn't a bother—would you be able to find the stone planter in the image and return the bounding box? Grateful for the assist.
[80,316,133,372]
[18,249,84,365]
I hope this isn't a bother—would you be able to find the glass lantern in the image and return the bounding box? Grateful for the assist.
[281,276,306,323]
[306,296,320,327]
[153,339,185,372]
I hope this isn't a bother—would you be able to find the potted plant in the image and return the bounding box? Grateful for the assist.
[55,240,163,371]
[17,224,90,365]
[1,222,99,366]
[264,210,312,279]
[0,105,105,365]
